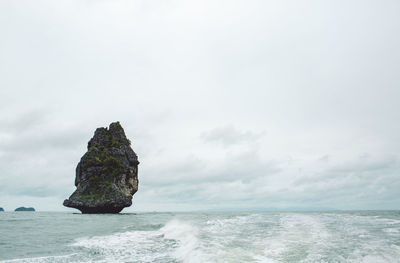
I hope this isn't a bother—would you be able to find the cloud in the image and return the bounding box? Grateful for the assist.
[200,125,266,147]
[135,150,400,211]
[1,0,400,211]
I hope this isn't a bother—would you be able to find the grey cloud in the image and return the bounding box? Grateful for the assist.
[0,108,50,133]
[0,109,88,154]
[288,154,400,209]
[0,129,87,153]
[139,151,400,210]
[200,125,266,147]
[142,146,279,187]
[328,154,398,174]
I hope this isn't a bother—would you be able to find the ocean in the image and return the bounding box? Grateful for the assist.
[1,211,399,262]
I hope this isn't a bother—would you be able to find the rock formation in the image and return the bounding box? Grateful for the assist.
[63,122,139,213]
[0,207,4,211]
[15,207,35,211]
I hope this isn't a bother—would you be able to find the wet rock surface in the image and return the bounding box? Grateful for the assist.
[63,122,139,213]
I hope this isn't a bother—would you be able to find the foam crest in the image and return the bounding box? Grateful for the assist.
[71,230,170,262]
[200,214,278,262]
[262,214,332,262]
[159,219,204,263]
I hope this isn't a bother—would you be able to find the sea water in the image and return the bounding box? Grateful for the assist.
[1,211,399,262]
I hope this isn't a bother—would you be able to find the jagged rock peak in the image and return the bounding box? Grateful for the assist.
[63,122,139,214]
[88,122,131,150]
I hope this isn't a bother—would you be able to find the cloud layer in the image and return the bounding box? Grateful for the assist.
[0,0,399,211]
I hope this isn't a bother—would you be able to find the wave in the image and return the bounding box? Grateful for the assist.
[2,212,400,263]
[68,219,204,263]
[159,219,204,263]
[71,230,169,262]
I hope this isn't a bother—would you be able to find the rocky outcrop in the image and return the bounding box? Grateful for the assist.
[0,207,4,211]
[63,122,139,213]
[15,207,35,211]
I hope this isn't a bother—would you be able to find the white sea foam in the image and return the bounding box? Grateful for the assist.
[159,219,204,263]
[70,219,204,263]
[199,214,280,262]
[0,254,77,263]
[261,214,332,262]
[383,227,399,234]
[2,212,400,263]
[71,230,170,262]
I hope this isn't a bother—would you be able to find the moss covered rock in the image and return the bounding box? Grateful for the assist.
[63,122,139,213]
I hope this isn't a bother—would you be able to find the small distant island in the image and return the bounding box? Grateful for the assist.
[0,207,4,211]
[15,207,35,211]
[63,122,139,214]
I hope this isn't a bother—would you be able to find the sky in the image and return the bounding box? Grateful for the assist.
[0,0,399,212]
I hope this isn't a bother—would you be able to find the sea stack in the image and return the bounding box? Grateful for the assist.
[15,207,35,211]
[63,122,139,213]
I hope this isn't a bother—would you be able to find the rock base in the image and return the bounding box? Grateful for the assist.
[79,207,123,214]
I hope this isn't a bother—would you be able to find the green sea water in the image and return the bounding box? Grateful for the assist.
[1,211,399,262]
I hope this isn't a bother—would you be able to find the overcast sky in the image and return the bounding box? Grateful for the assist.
[1,0,399,212]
